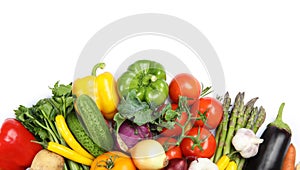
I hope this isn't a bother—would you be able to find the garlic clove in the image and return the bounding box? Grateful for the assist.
[232,128,264,158]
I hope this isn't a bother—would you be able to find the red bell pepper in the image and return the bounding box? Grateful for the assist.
[0,118,43,170]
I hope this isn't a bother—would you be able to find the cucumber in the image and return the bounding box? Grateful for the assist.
[66,112,105,157]
[75,94,114,151]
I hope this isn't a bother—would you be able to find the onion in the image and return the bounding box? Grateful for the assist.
[129,139,168,170]
[164,158,188,170]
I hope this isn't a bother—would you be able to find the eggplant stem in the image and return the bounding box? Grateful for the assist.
[269,102,291,134]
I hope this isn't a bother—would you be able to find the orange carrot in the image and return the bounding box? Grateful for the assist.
[281,143,296,170]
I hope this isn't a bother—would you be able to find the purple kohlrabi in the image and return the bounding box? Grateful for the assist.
[115,120,152,152]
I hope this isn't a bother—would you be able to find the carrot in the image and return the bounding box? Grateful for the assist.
[281,143,296,170]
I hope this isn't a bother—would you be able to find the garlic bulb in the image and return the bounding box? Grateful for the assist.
[232,128,263,158]
[188,158,218,170]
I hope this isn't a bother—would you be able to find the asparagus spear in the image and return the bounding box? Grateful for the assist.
[253,106,266,133]
[233,92,245,139]
[213,92,231,162]
[223,92,242,155]
[237,106,266,170]
[246,107,258,129]
[211,122,222,161]
[241,97,258,128]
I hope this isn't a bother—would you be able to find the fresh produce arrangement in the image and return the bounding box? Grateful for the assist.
[0,59,298,170]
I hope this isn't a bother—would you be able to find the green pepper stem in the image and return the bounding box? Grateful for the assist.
[91,63,106,76]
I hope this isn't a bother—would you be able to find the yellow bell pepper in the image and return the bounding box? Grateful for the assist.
[72,63,119,120]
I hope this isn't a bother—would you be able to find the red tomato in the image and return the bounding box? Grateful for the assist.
[191,97,223,129]
[161,104,189,137]
[169,73,201,105]
[180,127,216,159]
[157,137,182,160]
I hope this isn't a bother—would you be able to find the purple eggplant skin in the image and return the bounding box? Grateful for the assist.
[243,103,291,170]
[164,158,188,170]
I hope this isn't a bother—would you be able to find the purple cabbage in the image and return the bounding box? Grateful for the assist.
[115,120,152,152]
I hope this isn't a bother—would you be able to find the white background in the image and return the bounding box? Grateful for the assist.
[1,0,299,162]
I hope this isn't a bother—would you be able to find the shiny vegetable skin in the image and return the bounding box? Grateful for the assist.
[225,161,237,170]
[93,63,119,120]
[216,155,230,170]
[244,103,291,170]
[47,141,93,166]
[117,60,169,107]
[90,151,136,170]
[180,127,216,159]
[0,118,43,170]
[73,63,119,120]
[164,158,188,170]
[169,73,201,105]
[55,114,94,160]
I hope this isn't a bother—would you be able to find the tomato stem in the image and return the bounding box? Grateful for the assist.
[176,96,193,145]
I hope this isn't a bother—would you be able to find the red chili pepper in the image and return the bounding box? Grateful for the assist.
[0,118,43,170]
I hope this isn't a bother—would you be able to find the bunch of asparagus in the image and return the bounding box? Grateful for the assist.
[212,92,266,169]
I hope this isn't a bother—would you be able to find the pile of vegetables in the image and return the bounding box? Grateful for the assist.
[0,59,298,170]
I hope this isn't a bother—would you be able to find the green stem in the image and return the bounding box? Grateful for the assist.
[41,110,60,141]
[213,92,231,163]
[238,158,246,170]
[44,119,59,143]
[269,102,291,134]
[223,93,241,155]
[176,96,192,145]
[253,106,266,133]
[31,140,48,148]
[200,85,213,97]
[214,123,223,151]
[245,107,258,129]
[91,62,106,76]
[241,97,258,128]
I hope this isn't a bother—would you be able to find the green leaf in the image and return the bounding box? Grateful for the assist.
[113,113,126,134]
[50,81,72,97]
[38,102,54,118]
[132,109,154,126]
[14,81,75,144]
[164,110,179,121]
[117,90,165,126]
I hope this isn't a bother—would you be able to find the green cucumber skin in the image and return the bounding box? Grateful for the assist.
[75,94,114,151]
[66,112,104,157]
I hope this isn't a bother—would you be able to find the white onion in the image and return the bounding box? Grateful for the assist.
[129,139,168,170]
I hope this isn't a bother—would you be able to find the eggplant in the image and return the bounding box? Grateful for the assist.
[243,103,291,170]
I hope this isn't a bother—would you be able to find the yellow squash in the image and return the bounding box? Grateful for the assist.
[216,154,230,170]
[47,141,93,166]
[225,161,237,170]
[55,115,94,160]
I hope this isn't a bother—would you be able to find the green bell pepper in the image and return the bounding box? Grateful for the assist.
[117,60,169,107]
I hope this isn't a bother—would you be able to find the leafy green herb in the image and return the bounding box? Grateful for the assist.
[14,81,74,143]
[117,90,160,126]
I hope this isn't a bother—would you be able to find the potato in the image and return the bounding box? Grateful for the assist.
[30,149,64,170]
